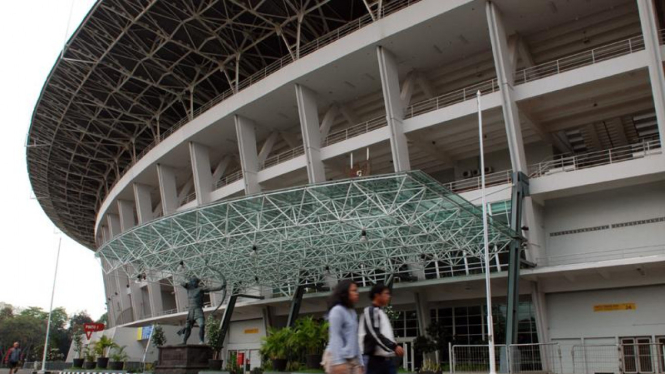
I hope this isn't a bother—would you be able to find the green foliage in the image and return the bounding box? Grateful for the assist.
[110,345,129,362]
[290,316,328,355]
[151,324,166,347]
[72,328,84,359]
[205,315,223,359]
[0,305,72,361]
[93,335,118,358]
[96,313,108,325]
[226,351,241,374]
[260,327,294,360]
[84,346,96,362]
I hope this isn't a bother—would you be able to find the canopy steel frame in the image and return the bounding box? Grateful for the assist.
[98,171,518,296]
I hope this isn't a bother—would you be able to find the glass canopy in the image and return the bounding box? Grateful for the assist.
[98,171,517,296]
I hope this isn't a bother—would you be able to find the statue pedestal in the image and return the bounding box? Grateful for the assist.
[156,345,213,374]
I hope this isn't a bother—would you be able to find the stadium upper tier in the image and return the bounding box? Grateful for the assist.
[26,0,408,248]
[27,0,659,249]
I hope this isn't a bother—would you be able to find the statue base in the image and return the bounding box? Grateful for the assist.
[156,345,213,374]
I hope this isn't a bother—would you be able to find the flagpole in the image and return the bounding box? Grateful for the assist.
[40,237,62,373]
[478,91,497,374]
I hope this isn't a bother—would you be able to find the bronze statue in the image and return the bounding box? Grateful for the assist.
[177,276,225,344]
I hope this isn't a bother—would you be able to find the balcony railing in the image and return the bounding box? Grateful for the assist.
[260,145,305,170]
[213,169,243,190]
[322,116,388,147]
[442,169,513,193]
[439,139,662,195]
[530,138,661,178]
[405,78,499,119]
[514,34,645,84]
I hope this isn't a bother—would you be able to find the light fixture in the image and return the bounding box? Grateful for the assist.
[360,229,367,242]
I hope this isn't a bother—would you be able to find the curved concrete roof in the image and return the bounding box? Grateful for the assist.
[26,0,375,248]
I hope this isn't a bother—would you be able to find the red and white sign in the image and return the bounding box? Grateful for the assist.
[83,323,105,339]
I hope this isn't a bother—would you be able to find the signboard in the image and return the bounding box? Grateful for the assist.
[593,303,636,312]
[83,323,105,339]
[244,328,259,334]
[137,325,154,340]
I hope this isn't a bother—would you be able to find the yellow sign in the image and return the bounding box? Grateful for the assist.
[244,328,259,334]
[594,303,636,312]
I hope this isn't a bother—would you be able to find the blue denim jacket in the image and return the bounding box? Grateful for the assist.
[326,304,362,365]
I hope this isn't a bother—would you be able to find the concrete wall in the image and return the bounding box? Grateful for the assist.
[543,181,665,265]
[547,285,665,374]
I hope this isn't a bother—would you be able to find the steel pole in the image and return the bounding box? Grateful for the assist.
[478,91,497,374]
[40,237,62,373]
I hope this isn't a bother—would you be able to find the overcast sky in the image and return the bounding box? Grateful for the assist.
[0,0,105,319]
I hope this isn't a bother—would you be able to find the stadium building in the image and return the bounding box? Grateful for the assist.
[27,0,665,372]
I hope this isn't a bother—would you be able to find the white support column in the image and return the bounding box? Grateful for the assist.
[133,183,153,224]
[107,213,121,238]
[189,142,213,205]
[258,132,279,164]
[101,225,109,244]
[414,292,430,336]
[234,115,261,195]
[295,84,327,183]
[531,281,550,344]
[637,0,665,142]
[486,1,528,172]
[148,277,164,318]
[377,46,411,172]
[212,155,232,184]
[117,200,136,232]
[156,164,178,215]
[319,105,340,140]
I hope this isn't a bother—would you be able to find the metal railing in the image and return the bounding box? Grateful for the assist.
[322,116,388,147]
[115,306,134,326]
[451,343,562,374]
[572,343,665,374]
[213,169,243,190]
[442,169,513,193]
[438,139,662,195]
[184,191,197,204]
[529,139,661,178]
[260,145,305,170]
[515,35,645,84]
[406,79,499,119]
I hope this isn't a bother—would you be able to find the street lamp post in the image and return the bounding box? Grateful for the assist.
[478,91,497,374]
[39,237,62,374]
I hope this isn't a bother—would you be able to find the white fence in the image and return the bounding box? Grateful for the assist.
[572,344,665,374]
[451,343,563,374]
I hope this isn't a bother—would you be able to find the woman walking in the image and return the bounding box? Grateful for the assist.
[323,280,363,374]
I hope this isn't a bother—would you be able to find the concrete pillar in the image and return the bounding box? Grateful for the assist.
[637,0,665,142]
[157,164,178,215]
[414,292,430,335]
[486,1,528,172]
[101,225,109,244]
[133,183,153,224]
[107,214,121,238]
[234,115,261,195]
[189,142,213,205]
[295,84,326,183]
[117,200,136,232]
[148,278,164,318]
[377,46,411,172]
[174,284,188,313]
[531,282,550,342]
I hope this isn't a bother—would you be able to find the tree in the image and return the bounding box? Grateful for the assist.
[96,313,108,326]
[0,306,73,361]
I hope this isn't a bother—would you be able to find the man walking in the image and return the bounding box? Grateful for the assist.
[359,284,404,374]
[4,342,22,374]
